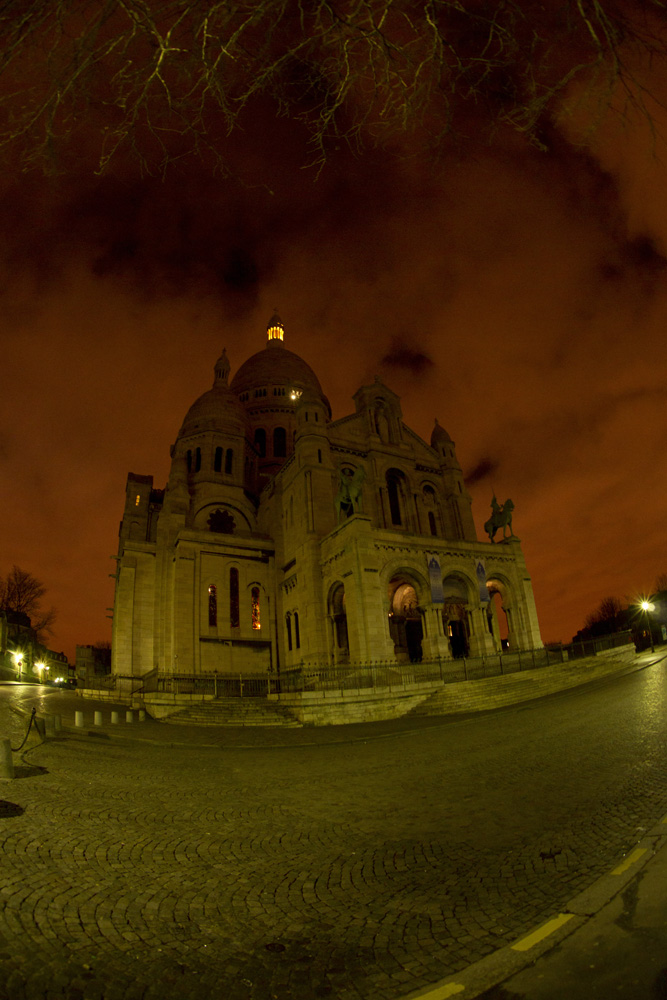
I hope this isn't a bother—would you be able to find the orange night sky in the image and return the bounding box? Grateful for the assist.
[2,31,667,660]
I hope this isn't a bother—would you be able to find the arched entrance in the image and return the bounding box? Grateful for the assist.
[388,578,423,662]
[328,583,349,664]
[487,579,510,650]
[442,575,470,658]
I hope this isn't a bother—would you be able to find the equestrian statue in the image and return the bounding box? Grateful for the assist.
[484,494,515,542]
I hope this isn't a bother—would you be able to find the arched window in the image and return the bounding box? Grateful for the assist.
[186,450,192,472]
[286,613,292,651]
[225,448,233,474]
[294,611,300,649]
[386,471,403,526]
[251,587,261,630]
[428,511,437,536]
[208,585,217,627]
[318,449,322,464]
[214,447,223,472]
[273,426,287,457]
[229,569,239,628]
[254,428,266,457]
[195,447,202,472]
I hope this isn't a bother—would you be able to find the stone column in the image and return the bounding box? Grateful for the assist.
[420,604,452,659]
[467,606,497,657]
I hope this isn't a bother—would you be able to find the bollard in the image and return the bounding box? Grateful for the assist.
[0,738,14,780]
[110,711,119,724]
[75,711,84,728]
[54,715,62,731]
[44,716,56,738]
[125,710,133,724]
[138,710,146,722]
[94,711,103,726]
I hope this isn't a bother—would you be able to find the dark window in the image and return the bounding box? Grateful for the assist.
[195,447,201,472]
[225,448,233,474]
[254,428,266,457]
[286,613,292,651]
[251,587,261,630]
[294,611,300,649]
[318,449,322,464]
[186,450,192,472]
[387,473,402,525]
[230,569,239,628]
[428,511,437,536]
[214,447,223,472]
[208,585,217,627]
[273,427,287,458]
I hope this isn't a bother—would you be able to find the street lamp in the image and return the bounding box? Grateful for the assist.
[640,600,655,653]
[12,651,23,680]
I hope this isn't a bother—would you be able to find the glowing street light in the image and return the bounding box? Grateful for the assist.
[640,600,656,653]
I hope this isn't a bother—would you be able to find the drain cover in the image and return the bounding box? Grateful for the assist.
[265,942,286,953]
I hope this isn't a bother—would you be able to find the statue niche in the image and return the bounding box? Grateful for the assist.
[334,466,366,523]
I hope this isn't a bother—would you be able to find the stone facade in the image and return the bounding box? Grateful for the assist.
[111,316,542,680]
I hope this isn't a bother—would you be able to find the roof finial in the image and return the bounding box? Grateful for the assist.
[267,310,284,343]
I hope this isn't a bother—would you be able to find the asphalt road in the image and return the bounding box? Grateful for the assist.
[1,653,667,1000]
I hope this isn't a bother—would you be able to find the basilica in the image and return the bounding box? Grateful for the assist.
[111,315,542,681]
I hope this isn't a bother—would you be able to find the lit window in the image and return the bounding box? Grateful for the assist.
[208,585,217,627]
[135,494,140,506]
[251,586,261,630]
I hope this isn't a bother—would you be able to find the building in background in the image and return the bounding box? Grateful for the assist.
[111,315,542,682]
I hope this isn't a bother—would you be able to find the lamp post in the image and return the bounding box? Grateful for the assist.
[641,601,655,653]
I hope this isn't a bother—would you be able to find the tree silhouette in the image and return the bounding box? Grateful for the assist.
[0,565,57,643]
[0,1,663,173]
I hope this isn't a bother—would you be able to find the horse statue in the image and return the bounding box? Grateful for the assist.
[335,466,366,522]
[484,495,515,542]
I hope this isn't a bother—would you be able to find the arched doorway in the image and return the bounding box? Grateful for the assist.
[442,575,470,658]
[388,578,423,663]
[329,583,349,664]
[487,579,510,650]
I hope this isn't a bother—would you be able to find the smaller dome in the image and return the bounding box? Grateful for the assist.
[178,349,248,439]
[431,418,453,448]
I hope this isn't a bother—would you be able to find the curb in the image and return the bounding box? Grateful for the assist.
[402,814,667,1000]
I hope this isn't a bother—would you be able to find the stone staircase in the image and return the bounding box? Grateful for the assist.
[408,648,639,717]
[163,697,302,727]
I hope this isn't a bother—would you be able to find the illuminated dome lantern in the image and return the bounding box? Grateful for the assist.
[230,314,331,480]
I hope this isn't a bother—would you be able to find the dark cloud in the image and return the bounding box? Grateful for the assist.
[465,458,498,487]
[380,337,434,377]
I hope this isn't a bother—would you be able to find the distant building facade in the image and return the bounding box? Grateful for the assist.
[111,316,542,680]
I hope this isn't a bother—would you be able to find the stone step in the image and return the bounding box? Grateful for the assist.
[164,698,302,727]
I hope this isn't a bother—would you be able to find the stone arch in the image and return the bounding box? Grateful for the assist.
[386,566,428,664]
[486,575,514,649]
[327,581,349,664]
[441,572,474,658]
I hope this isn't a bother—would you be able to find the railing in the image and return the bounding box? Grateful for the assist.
[141,671,274,697]
[92,632,637,699]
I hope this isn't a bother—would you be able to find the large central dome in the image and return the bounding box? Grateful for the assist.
[230,313,330,415]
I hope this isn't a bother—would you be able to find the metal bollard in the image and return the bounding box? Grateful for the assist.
[138,710,146,722]
[44,716,56,738]
[0,738,14,780]
[110,711,119,724]
[94,711,103,726]
[75,711,84,728]
[125,710,133,724]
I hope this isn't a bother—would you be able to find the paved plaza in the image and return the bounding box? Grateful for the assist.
[1,654,667,1000]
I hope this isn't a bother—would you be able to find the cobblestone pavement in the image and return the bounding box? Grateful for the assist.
[1,655,667,1000]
